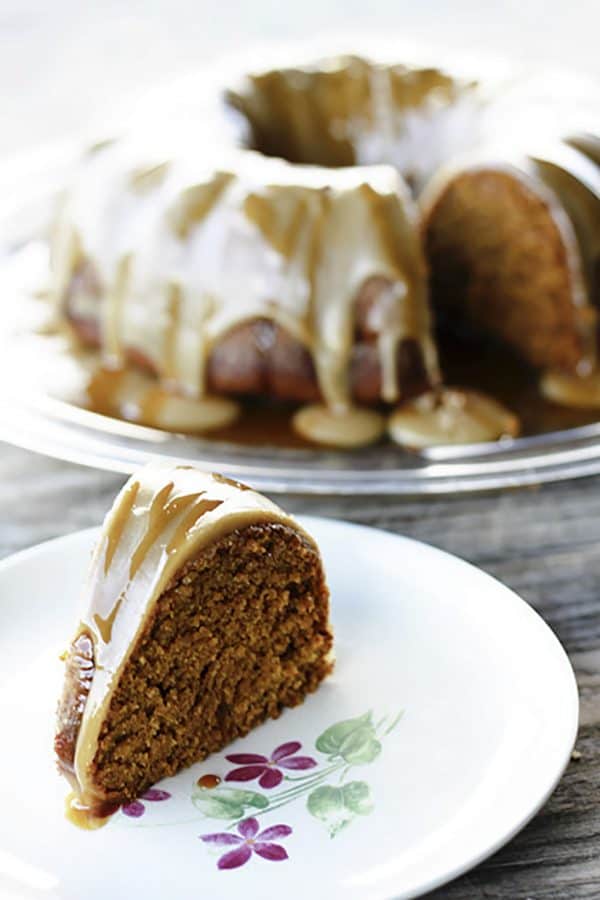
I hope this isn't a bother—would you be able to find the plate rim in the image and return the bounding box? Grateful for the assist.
[6,386,600,495]
[0,517,579,899]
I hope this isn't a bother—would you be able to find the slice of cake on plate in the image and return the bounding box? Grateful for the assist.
[54,464,333,828]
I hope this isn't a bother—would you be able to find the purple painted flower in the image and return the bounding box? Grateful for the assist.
[121,788,171,818]
[225,741,317,789]
[200,817,292,869]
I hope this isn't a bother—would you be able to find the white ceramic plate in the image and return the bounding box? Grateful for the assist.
[0,518,578,900]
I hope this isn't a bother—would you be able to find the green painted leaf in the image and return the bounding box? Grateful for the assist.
[342,781,374,816]
[307,785,344,819]
[338,727,382,765]
[191,787,268,820]
[315,711,374,757]
[307,785,353,837]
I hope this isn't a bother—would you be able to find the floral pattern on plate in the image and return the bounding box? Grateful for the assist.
[200,817,292,869]
[118,709,403,872]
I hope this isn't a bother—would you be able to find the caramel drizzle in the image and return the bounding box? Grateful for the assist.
[85,367,126,418]
[130,161,171,193]
[103,254,131,364]
[242,188,325,348]
[162,282,182,382]
[211,472,252,490]
[127,488,223,580]
[166,497,223,555]
[104,480,140,573]
[52,225,84,314]
[244,192,309,260]
[93,593,124,644]
[129,483,202,579]
[171,173,234,239]
[138,386,168,427]
[65,791,120,831]
[305,193,328,334]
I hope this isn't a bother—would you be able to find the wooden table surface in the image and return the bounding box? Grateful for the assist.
[1,441,598,898]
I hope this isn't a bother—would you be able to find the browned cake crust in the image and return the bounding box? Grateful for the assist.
[65,269,432,404]
[424,169,596,373]
[55,522,332,805]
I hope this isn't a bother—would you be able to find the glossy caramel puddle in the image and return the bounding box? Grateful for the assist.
[82,363,315,447]
[75,331,600,449]
[196,774,222,789]
[23,315,599,449]
[65,791,120,830]
[438,331,600,436]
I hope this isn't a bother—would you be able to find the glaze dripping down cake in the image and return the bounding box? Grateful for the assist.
[54,464,333,827]
[49,50,600,447]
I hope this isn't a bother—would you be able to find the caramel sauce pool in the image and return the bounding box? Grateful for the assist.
[83,364,315,448]
[438,331,600,436]
[75,332,600,448]
[65,791,120,830]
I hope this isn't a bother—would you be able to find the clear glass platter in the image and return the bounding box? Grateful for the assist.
[1,70,600,495]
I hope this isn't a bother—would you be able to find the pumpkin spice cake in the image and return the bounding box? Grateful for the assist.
[54,464,333,828]
[49,53,600,447]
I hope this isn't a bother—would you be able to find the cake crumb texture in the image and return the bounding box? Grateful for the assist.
[80,523,332,802]
[425,169,593,372]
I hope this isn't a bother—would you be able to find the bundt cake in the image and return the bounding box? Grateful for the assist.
[54,464,333,828]
[49,51,600,448]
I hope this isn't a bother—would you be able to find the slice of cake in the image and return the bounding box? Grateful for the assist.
[54,464,333,828]
[421,158,598,375]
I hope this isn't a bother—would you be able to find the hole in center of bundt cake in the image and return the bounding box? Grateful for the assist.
[90,523,332,802]
[225,58,463,171]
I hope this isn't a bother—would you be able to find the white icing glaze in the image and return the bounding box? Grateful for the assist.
[54,141,437,410]
[353,63,483,189]
[72,463,317,806]
[87,367,241,431]
[388,389,519,448]
[540,368,600,408]
[292,403,386,447]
